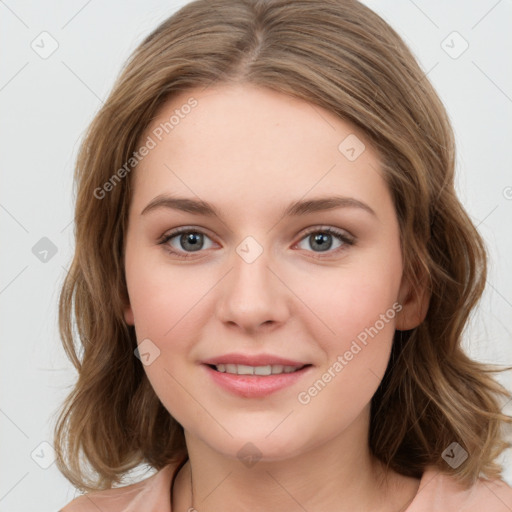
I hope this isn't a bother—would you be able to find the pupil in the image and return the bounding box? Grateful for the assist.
[311,233,332,252]
[181,232,202,251]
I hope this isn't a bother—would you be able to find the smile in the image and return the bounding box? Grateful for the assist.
[209,363,308,375]
[203,363,313,398]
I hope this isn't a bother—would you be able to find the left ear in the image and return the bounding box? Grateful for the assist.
[395,270,431,331]
[124,302,135,326]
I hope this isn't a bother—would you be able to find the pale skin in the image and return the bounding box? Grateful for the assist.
[123,83,429,511]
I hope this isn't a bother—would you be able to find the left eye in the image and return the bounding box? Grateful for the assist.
[158,226,354,259]
[295,227,354,254]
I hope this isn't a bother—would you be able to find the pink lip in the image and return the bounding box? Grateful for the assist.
[202,353,309,367]
[202,364,313,398]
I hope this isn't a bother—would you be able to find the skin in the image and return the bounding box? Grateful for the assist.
[123,83,428,511]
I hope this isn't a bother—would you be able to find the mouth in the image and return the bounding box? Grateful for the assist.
[206,363,312,376]
[202,363,313,398]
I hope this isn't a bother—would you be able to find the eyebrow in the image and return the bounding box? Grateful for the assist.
[140,194,377,219]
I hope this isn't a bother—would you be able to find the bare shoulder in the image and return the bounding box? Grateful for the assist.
[471,475,512,510]
[59,479,148,512]
[60,493,102,512]
[59,463,179,512]
[415,467,512,511]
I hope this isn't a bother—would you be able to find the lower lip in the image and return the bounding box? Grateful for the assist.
[202,364,312,398]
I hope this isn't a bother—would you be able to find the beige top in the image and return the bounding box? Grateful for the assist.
[60,459,512,511]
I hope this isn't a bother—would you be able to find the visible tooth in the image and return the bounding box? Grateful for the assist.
[254,365,272,376]
[216,363,302,375]
[236,364,254,375]
[225,364,237,374]
[271,364,284,374]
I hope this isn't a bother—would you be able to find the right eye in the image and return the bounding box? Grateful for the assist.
[158,227,216,259]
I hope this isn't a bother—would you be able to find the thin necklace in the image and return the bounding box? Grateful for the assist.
[174,460,417,512]
[172,459,194,510]
[189,461,194,510]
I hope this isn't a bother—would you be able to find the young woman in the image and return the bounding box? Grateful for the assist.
[56,1,512,510]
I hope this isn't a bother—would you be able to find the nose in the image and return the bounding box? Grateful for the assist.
[215,242,290,334]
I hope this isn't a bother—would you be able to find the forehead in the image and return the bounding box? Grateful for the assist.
[131,83,389,218]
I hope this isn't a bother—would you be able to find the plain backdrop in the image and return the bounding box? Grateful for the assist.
[1,1,511,510]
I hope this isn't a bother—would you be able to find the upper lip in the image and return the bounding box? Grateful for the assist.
[202,353,310,367]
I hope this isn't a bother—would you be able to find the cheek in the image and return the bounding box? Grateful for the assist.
[292,250,402,418]
[293,266,400,433]
[125,244,201,339]
[332,270,399,340]
[324,256,401,388]
[297,248,402,349]
[124,256,211,424]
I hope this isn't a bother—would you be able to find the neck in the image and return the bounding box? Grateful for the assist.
[172,413,419,512]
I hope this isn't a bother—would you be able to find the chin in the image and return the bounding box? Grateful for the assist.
[199,426,313,465]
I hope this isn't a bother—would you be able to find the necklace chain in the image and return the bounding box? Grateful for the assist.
[189,461,194,510]
[175,459,419,512]
[171,459,194,510]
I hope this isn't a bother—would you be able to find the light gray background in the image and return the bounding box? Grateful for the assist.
[1,1,511,510]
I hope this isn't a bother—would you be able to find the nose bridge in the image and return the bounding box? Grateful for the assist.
[215,234,289,330]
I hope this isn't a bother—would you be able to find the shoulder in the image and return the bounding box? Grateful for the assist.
[462,474,512,510]
[409,466,512,511]
[59,461,181,512]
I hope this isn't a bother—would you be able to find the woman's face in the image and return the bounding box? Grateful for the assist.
[123,83,419,461]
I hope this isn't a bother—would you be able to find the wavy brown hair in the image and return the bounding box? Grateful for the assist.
[54,0,512,492]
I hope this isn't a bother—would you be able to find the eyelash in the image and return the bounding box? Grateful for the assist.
[158,226,355,260]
